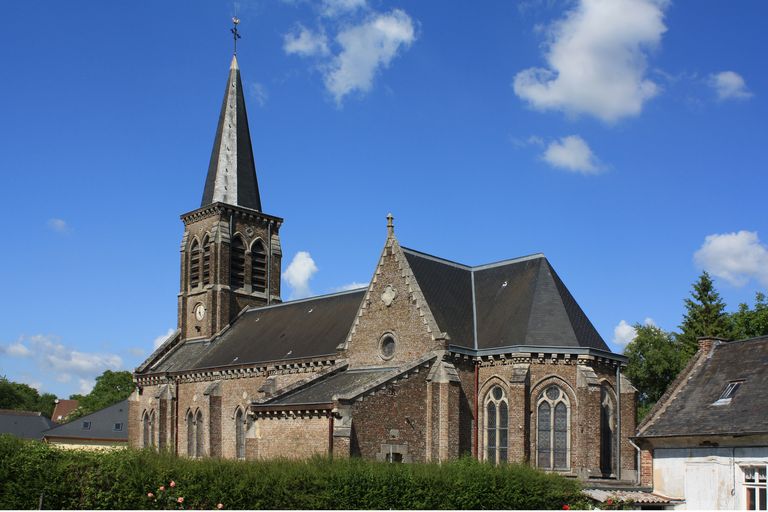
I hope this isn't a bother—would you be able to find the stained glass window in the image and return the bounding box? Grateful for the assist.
[484,386,508,464]
[537,385,569,470]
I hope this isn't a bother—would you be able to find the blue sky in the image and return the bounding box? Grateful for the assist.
[1,0,766,398]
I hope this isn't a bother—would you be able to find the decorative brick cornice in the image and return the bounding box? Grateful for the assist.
[180,202,283,227]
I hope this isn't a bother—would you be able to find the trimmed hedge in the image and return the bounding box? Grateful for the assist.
[0,435,589,509]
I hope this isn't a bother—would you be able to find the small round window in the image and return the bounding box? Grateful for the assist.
[380,334,396,360]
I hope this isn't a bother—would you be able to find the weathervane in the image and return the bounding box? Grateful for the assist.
[231,17,241,55]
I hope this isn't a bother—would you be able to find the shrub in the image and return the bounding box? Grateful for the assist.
[0,435,590,509]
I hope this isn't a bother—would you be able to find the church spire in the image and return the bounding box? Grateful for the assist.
[201,51,262,211]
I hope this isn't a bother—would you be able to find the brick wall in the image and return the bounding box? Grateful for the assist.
[253,415,330,459]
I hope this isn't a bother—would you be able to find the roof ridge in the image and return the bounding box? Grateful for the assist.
[400,246,471,269]
[401,245,546,272]
[246,287,366,314]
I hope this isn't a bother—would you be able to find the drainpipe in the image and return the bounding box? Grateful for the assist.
[616,364,622,480]
[175,377,180,456]
[627,438,642,486]
[474,361,479,459]
[267,222,272,305]
[328,413,334,459]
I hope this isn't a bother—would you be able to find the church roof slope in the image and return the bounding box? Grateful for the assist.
[0,410,53,440]
[638,336,768,438]
[201,55,262,210]
[43,400,128,441]
[264,368,394,406]
[192,289,365,370]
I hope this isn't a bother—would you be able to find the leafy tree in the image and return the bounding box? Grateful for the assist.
[677,271,732,358]
[730,292,768,340]
[0,376,56,417]
[66,370,134,421]
[624,324,685,421]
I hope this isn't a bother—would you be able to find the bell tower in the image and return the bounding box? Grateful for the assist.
[178,54,283,341]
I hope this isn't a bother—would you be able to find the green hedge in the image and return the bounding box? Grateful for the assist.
[0,435,588,509]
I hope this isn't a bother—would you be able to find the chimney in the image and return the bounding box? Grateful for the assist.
[697,336,729,353]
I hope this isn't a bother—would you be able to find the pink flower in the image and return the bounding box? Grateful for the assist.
[147,492,155,498]
[606,498,613,505]
[217,504,224,510]
[170,480,176,488]
[177,497,184,504]
[562,506,570,510]
[160,486,166,491]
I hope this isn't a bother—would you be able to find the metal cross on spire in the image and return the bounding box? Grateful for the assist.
[231,17,241,55]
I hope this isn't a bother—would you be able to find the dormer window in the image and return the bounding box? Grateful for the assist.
[714,380,744,405]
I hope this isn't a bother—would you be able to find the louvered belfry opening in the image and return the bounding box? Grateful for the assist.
[251,240,267,293]
[231,237,246,289]
[189,240,201,289]
[202,238,211,286]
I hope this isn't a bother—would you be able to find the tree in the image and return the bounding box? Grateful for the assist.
[0,376,56,417]
[624,324,685,421]
[730,292,768,340]
[66,370,135,421]
[677,271,732,358]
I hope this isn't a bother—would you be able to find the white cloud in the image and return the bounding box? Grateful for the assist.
[47,218,70,234]
[709,71,752,101]
[613,317,656,348]
[284,251,318,299]
[153,328,176,350]
[513,0,667,122]
[542,135,602,174]
[248,82,268,107]
[321,0,367,17]
[56,373,72,383]
[78,378,95,395]
[694,231,768,287]
[284,25,329,56]
[324,9,416,104]
[334,281,368,292]
[6,342,31,357]
[127,347,145,357]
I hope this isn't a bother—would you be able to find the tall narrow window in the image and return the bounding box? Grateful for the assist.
[231,237,245,289]
[142,411,150,448]
[744,465,767,510]
[202,237,211,286]
[251,240,267,293]
[149,410,156,448]
[189,240,201,289]
[600,386,616,476]
[186,411,195,457]
[537,385,570,470]
[235,408,246,460]
[195,410,204,457]
[484,385,509,464]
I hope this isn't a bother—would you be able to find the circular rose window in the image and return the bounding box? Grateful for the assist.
[380,334,396,360]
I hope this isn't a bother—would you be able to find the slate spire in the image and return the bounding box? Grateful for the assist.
[201,55,262,211]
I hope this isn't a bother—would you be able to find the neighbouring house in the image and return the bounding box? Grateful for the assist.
[634,335,768,510]
[43,400,128,451]
[51,399,79,424]
[129,52,638,481]
[0,409,53,440]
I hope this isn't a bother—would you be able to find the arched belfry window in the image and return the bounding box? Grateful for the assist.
[537,385,570,470]
[202,237,212,286]
[600,385,617,476]
[195,410,204,457]
[186,411,195,457]
[230,237,245,290]
[251,239,267,294]
[484,385,509,464]
[235,408,246,460]
[189,240,201,289]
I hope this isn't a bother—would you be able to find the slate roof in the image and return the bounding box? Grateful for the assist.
[0,410,53,440]
[638,336,768,438]
[402,247,610,353]
[201,55,262,211]
[43,400,128,442]
[264,368,394,406]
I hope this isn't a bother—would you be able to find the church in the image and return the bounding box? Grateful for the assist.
[129,53,638,481]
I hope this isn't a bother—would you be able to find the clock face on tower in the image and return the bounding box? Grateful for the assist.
[194,303,206,321]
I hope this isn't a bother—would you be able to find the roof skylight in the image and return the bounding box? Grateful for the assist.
[713,380,743,405]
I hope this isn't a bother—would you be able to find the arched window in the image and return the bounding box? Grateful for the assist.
[537,385,570,470]
[202,237,212,286]
[484,385,509,464]
[148,410,156,448]
[251,240,267,293]
[195,410,204,457]
[186,411,195,457]
[142,411,150,448]
[235,408,246,460]
[230,237,245,289]
[189,240,201,289]
[600,385,617,476]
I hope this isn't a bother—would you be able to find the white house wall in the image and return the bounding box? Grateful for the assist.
[653,446,768,510]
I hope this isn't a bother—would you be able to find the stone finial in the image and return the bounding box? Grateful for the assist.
[386,213,395,238]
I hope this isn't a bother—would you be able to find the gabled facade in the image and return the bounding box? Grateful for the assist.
[635,335,768,509]
[130,54,637,481]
